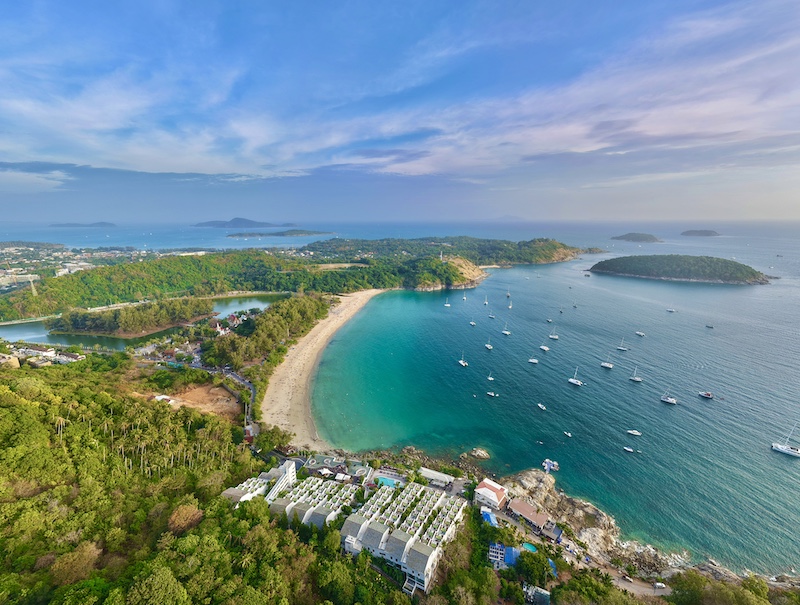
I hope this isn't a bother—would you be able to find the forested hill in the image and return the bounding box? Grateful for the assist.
[590,255,768,284]
[302,236,581,265]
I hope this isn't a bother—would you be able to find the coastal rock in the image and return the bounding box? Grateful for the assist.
[470,448,491,460]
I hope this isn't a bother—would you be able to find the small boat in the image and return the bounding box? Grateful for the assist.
[546,318,553,323]
[623,446,634,453]
[469,318,476,326]
[528,356,539,364]
[698,391,714,399]
[484,296,488,305]
[635,331,646,337]
[772,422,800,457]
[559,305,563,314]
[661,390,677,404]
[537,403,546,411]
[501,322,511,336]
[600,354,614,369]
[667,308,676,313]
[568,367,583,386]
[539,342,550,352]
[629,366,643,382]
[487,371,494,381]
[548,327,559,340]
[444,298,450,307]
[706,324,714,329]
[508,300,512,309]
[458,352,468,367]
[573,301,577,308]
[462,293,467,301]
[507,289,511,298]
[617,338,628,351]
[485,338,493,350]
[488,311,496,319]
[486,391,499,397]
[564,431,573,438]
[627,430,642,436]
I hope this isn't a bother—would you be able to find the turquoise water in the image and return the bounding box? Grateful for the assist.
[523,544,538,553]
[313,228,800,574]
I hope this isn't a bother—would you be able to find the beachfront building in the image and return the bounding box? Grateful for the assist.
[507,499,550,535]
[264,460,298,503]
[340,482,468,595]
[474,478,508,510]
[269,476,360,528]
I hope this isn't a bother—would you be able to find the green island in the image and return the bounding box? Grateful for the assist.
[611,233,662,243]
[226,230,333,238]
[193,218,297,228]
[681,230,720,237]
[590,255,768,284]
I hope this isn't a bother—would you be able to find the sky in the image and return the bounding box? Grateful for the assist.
[1,0,799,224]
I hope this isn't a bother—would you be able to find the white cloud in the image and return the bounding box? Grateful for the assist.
[0,169,71,193]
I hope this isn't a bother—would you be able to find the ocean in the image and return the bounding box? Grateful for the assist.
[2,220,799,573]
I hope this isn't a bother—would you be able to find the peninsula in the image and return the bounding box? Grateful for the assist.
[226,229,332,238]
[681,229,720,236]
[611,232,661,243]
[590,254,768,284]
[193,217,297,228]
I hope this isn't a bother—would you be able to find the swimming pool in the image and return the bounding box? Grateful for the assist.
[376,477,398,488]
[522,543,537,553]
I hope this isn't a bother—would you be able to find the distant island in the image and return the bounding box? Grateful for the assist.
[681,229,720,236]
[193,217,297,228]
[590,254,768,284]
[227,229,333,238]
[49,222,116,228]
[611,232,661,243]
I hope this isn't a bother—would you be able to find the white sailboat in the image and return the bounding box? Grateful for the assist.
[485,338,493,350]
[507,289,511,298]
[660,389,677,404]
[539,342,550,352]
[772,422,800,457]
[487,371,494,381]
[508,300,512,309]
[548,327,559,340]
[617,337,628,351]
[502,322,511,336]
[600,354,613,369]
[629,366,643,382]
[484,295,488,305]
[528,355,539,364]
[444,298,450,307]
[488,310,496,319]
[469,317,476,326]
[458,352,468,367]
[462,293,467,301]
[568,367,583,386]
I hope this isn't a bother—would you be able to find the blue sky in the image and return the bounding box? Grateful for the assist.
[1,1,799,223]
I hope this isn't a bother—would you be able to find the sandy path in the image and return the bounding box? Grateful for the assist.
[260,289,385,451]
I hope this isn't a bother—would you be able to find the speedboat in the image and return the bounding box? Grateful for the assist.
[635,331,646,337]
[486,391,498,397]
[537,403,546,411]
[627,430,642,436]
[546,318,553,323]
[469,319,476,326]
[623,446,634,453]
[698,391,714,399]
[706,325,714,329]
[667,308,676,313]
[564,431,572,438]
[528,357,539,364]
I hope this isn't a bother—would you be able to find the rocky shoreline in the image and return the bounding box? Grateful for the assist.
[346,446,799,589]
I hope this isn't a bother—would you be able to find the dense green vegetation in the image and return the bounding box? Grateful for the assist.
[590,255,768,284]
[611,233,661,242]
[304,236,581,265]
[44,299,214,335]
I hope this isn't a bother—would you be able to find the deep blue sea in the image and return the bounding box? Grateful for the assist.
[2,220,799,573]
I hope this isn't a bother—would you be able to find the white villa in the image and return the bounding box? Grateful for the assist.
[474,478,508,510]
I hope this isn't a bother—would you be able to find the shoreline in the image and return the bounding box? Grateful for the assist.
[260,289,385,451]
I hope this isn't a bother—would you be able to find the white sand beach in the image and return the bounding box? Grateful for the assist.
[260,289,385,451]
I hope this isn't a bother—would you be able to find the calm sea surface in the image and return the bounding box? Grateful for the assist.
[2,221,799,573]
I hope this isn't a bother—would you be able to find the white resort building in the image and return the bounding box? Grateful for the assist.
[269,476,360,529]
[339,482,467,595]
[474,478,508,510]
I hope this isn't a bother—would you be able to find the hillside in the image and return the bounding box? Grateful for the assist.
[590,254,768,284]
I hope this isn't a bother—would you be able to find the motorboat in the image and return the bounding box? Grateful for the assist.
[635,331,646,337]
[626,430,642,436]
[486,391,499,397]
[698,391,714,399]
[528,356,539,364]
[563,431,572,438]
[623,446,635,453]
[537,403,546,411]
[469,318,476,326]
[539,343,550,352]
